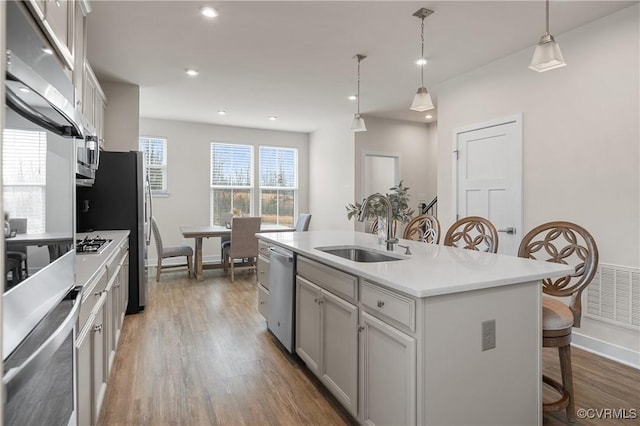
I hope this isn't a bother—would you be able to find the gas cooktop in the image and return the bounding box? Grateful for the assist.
[76,236,112,254]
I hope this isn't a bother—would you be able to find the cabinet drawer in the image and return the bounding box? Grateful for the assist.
[79,267,108,329]
[297,256,357,303]
[258,241,270,258]
[258,284,269,319]
[257,255,270,290]
[361,280,416,332]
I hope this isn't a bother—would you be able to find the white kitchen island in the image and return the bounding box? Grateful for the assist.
[256,230,573,426]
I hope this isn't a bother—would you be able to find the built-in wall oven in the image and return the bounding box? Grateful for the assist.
[2,2,94,425]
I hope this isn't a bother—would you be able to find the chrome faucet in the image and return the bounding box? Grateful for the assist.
[357,193,398,251]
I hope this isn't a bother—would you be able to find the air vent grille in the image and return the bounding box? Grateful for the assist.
[586,264,640,330]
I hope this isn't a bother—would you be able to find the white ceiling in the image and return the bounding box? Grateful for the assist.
[87,0,636,133]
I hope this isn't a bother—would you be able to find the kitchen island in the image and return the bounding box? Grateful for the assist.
[256,230,573,426]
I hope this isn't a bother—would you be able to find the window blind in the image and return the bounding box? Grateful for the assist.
[2,129,47,233]
[211,143,254,187]
[259,146,297,189]
[139,137,167,192]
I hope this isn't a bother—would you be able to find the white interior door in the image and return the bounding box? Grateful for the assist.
[454,115,522,255]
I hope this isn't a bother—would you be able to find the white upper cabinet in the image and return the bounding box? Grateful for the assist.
[26,0,76,69]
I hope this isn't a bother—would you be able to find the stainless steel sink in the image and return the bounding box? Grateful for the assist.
[316,246,404,263]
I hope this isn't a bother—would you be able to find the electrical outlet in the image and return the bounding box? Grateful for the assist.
[481,319,496,351]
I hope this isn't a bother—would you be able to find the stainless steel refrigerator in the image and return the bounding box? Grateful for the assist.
[77,151,151,314]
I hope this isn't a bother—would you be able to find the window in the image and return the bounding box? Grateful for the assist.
[259,146,297,226]
[2,129,47,233]
[139,136,167,193]
[210,143,254,225]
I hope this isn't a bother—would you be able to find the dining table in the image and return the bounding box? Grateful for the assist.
[180,224,295,280]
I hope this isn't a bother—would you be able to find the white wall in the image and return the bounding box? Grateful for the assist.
[435,6,639,356]
[309,118,355,231]
[102,81,140,152]
[139,118,309,262]
[354,116,436,233]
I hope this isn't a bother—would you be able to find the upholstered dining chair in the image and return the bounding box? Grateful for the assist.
[295,213,312,231]
[7,218,28,279]
[443,216,499,253]
[223,216,261,282]
[518,221,598,422]
[150,216,193,281]
[402,213,440,244]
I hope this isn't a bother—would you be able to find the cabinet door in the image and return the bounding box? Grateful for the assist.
[295,276,321,376]
[120,253,130,322]
[72,1,85,109]
[92,300,107,425]
[76,318,93,426]
[44,0,74,66]
[320,289,358,416]
[360,311,416,426]
[82,62,96,122]
[257,255,270,290]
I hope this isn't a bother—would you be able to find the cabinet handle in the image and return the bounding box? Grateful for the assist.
[94,290,106,296]
[358,326,365,332]
[318,299,324,305]
[93,324,103,333]
[376,300,385,308]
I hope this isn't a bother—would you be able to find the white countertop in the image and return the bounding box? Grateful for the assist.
[257,230,574,298]
[76,231,129,288]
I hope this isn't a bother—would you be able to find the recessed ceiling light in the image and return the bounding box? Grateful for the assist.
[425,114,433,119]
[416,58,428,66]
[218,110,226,115]
[19,87,30,93]
[185,68,199,76]
[348,95,357,101]
[269,116,278,121]
[42,47,53,55]
[201,6,219,18]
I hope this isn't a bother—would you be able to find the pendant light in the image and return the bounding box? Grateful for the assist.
[351,54,367,132]
[410,8,435,112]
[529,0,566,72]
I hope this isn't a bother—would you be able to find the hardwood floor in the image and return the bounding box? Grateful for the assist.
[99,270,639,425]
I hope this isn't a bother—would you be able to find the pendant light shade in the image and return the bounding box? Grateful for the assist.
[351,114,367,132]
[410,8,435,112]
[529,0,566,72]
[411,87,434,112]
[351,54,367,132]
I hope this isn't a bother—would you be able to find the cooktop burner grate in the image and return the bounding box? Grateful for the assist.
[76,236,112,254]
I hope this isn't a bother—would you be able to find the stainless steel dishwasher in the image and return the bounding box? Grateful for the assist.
[267,246,296,353]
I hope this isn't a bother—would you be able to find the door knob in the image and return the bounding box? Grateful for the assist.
[498,227,516,234]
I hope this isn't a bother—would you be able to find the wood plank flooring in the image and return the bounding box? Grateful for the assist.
[99,270,639,425]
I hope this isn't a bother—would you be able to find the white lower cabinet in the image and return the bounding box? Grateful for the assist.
[359,311,416,426]
[296,276,358,416]
[77,292,107,426]
[76,238,130,426]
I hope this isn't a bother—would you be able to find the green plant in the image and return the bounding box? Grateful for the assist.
[346,180,415,223]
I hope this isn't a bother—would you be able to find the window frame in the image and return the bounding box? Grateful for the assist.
[210,142,255,225]
[258,146,299,227]
[139,136,168,196]
[2,128,48,233]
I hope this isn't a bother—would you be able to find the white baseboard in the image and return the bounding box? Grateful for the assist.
[572,332,640,370]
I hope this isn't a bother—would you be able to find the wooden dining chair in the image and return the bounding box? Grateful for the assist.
[223,216,262,282]
[518,221,598,422]
[443,216,499,253]
[150,216,193,281]
[402,213,440,244]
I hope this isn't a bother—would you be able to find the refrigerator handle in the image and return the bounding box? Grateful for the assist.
[145,174,153,246]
